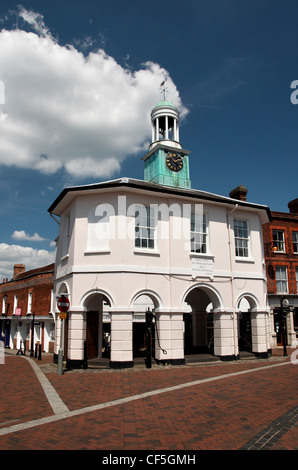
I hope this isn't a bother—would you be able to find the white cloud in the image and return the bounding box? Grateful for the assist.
[17,5,53,39]
[11,230,46,242]
[0,243,55,280]
[0,7,188,180]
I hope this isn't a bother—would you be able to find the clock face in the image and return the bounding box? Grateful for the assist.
[166,153,183,172]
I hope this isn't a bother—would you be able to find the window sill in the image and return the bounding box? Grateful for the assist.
[134,249,160,256]
[84,250,111,255]
[235,257,255,264]
[189,253,214,259]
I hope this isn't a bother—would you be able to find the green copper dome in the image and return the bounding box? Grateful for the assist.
[153,100,177,109]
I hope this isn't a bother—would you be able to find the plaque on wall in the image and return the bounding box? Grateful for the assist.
[191,256,214,278]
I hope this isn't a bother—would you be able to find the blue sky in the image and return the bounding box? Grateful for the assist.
[0,0,297,280]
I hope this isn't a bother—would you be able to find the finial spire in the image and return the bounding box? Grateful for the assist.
[160,78,168,101]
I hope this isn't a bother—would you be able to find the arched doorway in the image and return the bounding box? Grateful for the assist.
[183,285,222,356]
[131,291,159,359]
[237,297,252,353]
[83,292,112,360]
[236,294,260,355]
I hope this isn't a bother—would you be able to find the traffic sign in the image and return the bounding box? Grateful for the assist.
[57,295,70,313]
[59,312,67,320]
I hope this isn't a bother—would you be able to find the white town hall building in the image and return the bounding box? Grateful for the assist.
[48,100,271,369]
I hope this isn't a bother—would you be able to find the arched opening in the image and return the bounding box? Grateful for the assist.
[237,294,257,354]
[131,291,160,359]
[183,285,222,356]
[83,291,112,360]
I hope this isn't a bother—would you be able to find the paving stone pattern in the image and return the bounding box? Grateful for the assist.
[0,351,297,450]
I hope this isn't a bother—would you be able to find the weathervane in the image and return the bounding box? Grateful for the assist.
[160,78,168,100]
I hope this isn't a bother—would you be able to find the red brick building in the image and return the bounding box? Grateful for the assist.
[0,263,55,353]
[263,198,298,348]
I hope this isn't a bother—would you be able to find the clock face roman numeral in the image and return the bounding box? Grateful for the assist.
[166,153,183,172]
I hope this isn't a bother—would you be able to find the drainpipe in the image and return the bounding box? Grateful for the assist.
[227,204,238,358]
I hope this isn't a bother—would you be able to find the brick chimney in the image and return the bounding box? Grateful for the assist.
[288,198,298,214]
[229,185,248,201]
[13,264,25,279]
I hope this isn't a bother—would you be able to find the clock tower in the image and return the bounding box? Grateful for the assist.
[142,100,191,189]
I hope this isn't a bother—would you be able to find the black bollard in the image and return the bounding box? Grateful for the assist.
[83,340,87,369]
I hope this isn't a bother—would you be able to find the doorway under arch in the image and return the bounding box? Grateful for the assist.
[83,292,112,360]
[183,285,222,355]
[131,293,156,359]
[237,295,256,353]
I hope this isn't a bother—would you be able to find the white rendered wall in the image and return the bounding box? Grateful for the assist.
[53,185,270,364]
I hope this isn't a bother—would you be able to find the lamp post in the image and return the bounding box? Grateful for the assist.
[280,297,290,357]
[58,315,64,375]
[56,295,69,376]
[145,309,167,368]
[30,312,35,357]
[145,308,154,369]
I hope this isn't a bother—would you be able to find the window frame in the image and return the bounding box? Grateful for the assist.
[190,212,208,254]
[13,294,18,314]
[134,204,157,251]
[292,231,298,254]
[61,212,71,259]
[233,218,250,259]
[275,265,289,294]
[27,292,32,314]
[272,229,286,253]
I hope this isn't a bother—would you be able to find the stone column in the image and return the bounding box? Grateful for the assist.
[251,309,269,357]
[155,117,159,141]
[213,310,237,360]
[66,307,86,369]
[152,120,155,143]
[165,115,169,139]
[155,310,185,365]
[170,312,184,364]
[109,310,133,368]
[288,310,297,347]
[173,119,177,141]
[154,312,171,363]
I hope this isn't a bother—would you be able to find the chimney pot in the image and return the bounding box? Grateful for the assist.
[13,264,25,279]
[229,185,248,201]
[288,198,298,214]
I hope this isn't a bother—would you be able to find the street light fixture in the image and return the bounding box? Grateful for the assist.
[280,297,291,357]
